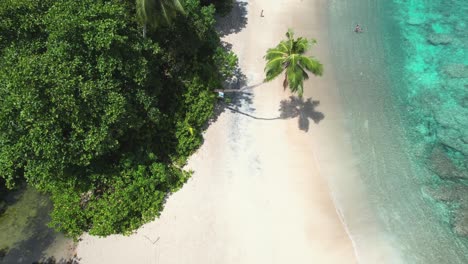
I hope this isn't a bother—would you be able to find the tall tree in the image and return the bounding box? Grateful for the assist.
[200,0,233,15]
[0,0,237,237]
[264,29,323,97]
[136,0,185,36]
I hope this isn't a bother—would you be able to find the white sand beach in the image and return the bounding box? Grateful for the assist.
[76,0,359,263]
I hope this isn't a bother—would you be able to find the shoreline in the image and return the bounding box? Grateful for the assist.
[325,0,468,262]
[76,0,359,263]
[302,1,405,262]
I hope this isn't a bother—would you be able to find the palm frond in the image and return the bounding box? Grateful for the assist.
[294,38,310,54]
[300,65,309,80]
[264,48,287,60]
[136,0,154,25]
[286,29,294,41]
[286,64,305,95]
[264,29,323,97]
[160,1,171,24]
[287,30,294,55]
[264,56,286,82]
[298,56,323,76]
[172,0,185,14]
[136,0,185,29]
[277,41,290,53]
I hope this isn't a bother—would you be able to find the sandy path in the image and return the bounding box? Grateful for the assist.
[76,0,358,263]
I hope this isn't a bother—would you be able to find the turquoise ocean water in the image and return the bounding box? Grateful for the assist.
[327,0,467,263]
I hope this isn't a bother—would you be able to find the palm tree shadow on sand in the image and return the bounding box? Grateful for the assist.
[279,96,324,132]
[216,95,324,132]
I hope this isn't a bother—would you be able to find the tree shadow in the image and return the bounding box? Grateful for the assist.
[206,74,258,128]
[279,96,325,132]
[224,105,281,121]
[31,256,80,264]
[0,188,76,264]
[205,43,266,128]
[219,41,248,91]
[210,95,325,133]
[215,1,248,37]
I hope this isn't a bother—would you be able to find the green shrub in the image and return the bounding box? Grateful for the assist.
[0,0,237,238]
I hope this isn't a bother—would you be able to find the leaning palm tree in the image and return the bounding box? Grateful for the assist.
[264,29,323,97]
[136,0,185,36]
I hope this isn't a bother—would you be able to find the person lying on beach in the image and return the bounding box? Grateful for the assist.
[354,24,363,33]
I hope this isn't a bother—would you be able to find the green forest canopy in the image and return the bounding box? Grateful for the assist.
[0,0,236,237]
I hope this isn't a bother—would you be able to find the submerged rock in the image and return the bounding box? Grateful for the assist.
[427,184,468,202]
[461,96,468,108]
[442,64,468,78]
[425,184,468,237]
[428,146,468,179]
[427,34,453,45]
[454,207,468,237]
[435,107,464,128]
[455,22,466,32]
[438,129,468,156]
[434,106,468,155]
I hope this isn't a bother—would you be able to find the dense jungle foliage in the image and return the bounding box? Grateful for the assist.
[0,0,236,238]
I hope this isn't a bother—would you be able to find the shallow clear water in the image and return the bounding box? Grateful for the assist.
[0,187,71,263]
[327,0,468,263]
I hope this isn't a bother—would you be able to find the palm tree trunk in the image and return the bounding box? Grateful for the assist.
[143,23,147,38]
[283,72,288,90]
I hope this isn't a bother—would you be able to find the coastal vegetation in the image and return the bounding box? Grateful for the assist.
[136,0,185,37]
[264,29,323,97]
[0,0,236,238]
